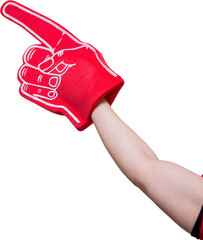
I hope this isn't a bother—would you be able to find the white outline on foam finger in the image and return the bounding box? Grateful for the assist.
[34,89,58,100]
[2,2,117,77]
[18,62,81,124]
[20,83,80,123]
[2,2,83,49]
[19,65,60,94]
[49,76,59,87]
[29,49,36,61]
[37,74,43,84]
[2,1,119,126]
[23,45,54,65]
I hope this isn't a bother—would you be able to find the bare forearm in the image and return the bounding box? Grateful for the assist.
[91,98,158,186]
[91,98,203,233]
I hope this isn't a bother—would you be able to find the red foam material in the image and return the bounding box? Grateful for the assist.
[1,1,124,130]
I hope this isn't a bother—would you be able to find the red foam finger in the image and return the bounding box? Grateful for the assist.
[2,1,125,131]
[19,65,60,88]
[21,83,57,100]
[39,52,73,74]
[19,83,86,129]
[39,47,84,73]
[23,45,53,67]
[1,1,83,49]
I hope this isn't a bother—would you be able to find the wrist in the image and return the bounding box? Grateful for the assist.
[91,97,110,122]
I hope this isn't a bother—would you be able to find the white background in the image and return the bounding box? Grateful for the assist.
[0,0,203,239]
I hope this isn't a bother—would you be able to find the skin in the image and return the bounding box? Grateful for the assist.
[91,97,203,234]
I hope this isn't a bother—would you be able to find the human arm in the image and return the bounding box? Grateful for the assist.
[91,98,203,234]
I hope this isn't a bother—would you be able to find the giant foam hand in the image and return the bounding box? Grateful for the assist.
[1,1,124,131]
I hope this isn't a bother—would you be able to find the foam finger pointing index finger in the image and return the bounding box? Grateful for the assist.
[1,1,81,49]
